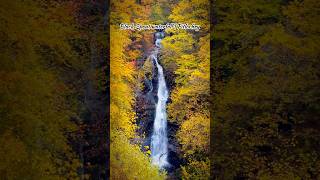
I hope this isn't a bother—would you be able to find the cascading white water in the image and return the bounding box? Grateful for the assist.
[150,32,170,169]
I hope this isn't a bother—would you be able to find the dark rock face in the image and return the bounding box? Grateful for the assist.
[167,121,181,174]
[136,57,158,147]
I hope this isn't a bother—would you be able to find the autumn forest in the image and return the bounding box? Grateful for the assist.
[0,0,319,180]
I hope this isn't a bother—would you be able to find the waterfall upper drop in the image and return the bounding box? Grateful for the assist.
[150,31,170,169]
[155,31,165,48]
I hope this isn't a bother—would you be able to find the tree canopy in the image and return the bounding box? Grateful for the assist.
[212,0,320,179]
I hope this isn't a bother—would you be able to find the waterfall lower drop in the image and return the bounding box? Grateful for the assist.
[151,32,170,169]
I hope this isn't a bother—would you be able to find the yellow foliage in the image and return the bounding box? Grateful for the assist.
[181,159,210,180]
[169,0,209,31]
[177,114,210,156]
[160,0,210,178]
[110,1,165,179]
[110,25,136,138]
[110,132,166,180]
[161,33,195,56]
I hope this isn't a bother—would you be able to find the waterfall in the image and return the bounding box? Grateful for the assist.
[150,32,170,169]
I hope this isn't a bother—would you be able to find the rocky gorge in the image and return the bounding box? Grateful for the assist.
[134,31,182,177]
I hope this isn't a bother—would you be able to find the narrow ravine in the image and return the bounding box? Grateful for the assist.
[150,31,170,169]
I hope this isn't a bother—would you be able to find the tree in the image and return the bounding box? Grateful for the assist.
[110,0,166,179]
[160,0,210,178]
[212,0,320,178]
[0,0,82,178]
